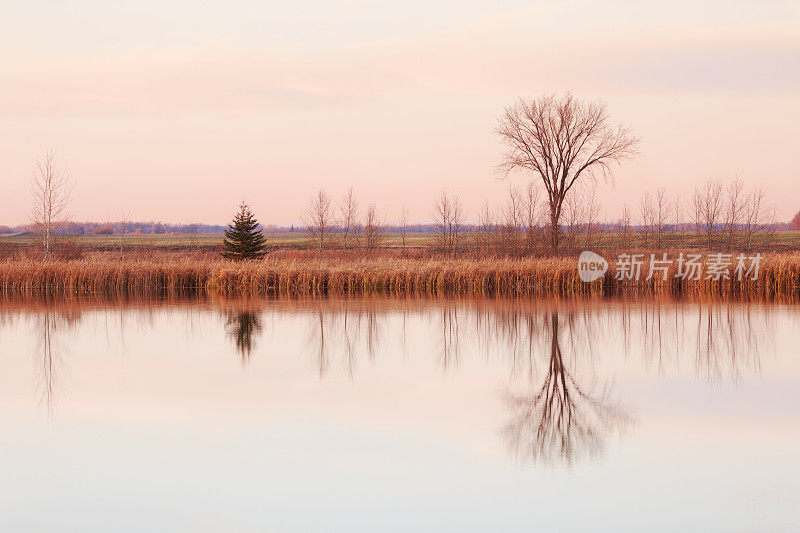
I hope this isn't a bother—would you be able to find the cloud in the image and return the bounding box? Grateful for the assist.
[601,44,800,93]
[0,57,352,118]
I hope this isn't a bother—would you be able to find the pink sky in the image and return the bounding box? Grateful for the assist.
[1,0,798,225]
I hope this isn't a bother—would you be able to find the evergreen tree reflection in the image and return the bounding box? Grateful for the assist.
[225,310,263,365]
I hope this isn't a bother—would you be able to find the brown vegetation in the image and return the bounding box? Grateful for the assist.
[1,251,797,299]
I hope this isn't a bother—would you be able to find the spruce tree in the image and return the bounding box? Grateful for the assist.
[222,202,267,260]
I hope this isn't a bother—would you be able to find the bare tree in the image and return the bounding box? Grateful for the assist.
[692,179,723,249]
[673,195,683,247]
[723,177,746,251]
[743,188,774,251]
[118,207,130,261]
[363,203,382,254]
[399,206,409,251]
[496,94,639,252]
[449,193,465,257]
[563,192,584,253]
[502,185,524,255]
[477,201,495,256]
[433,191,452,253]
[638,191,653,248]
[654,187,669,249]
[338,187,359,252]
[618,204,632,249]
[583,186,601,249]
[523,181,542,253]
[433,191,464,257]
[303,189,333,254]
[30,150,71,261]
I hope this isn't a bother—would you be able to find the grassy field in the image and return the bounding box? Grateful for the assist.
[0,231,441,249]
[3,230,799,251]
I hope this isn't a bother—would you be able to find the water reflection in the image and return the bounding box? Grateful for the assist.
[211,297,779,464]
[2,297,791,464]
[305,304,384,377]
[31,308,81,415]
[225,310,262,365]
[502,311,632,464]
[35,312,61,414]
[439,304,461,372]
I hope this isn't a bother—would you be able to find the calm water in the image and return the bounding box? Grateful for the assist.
[1,298,798,532]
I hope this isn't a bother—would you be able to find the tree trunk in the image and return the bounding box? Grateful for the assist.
[549,210,560,254]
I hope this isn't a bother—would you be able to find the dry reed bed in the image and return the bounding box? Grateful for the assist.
[0,254,799,299]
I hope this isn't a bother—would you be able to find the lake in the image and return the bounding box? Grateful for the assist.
[1,297,798,532]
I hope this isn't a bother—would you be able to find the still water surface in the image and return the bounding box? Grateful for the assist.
[1,298,798,532]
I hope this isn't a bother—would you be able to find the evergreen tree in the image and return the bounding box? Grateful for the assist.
[222,202,267,260]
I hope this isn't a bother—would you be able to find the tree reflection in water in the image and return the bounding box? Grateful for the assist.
[439,303,461,373]
[35,312,61,415]
[306,302,383,378]
[31,307,81,415]
[501,311,632,465]
[4,297,784,462]
[225,310,263,366]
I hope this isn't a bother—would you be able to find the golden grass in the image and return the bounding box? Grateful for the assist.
[0,252,798,299]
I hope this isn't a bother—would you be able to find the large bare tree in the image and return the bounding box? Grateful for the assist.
[496,94,639,252]
[30,150,71,261]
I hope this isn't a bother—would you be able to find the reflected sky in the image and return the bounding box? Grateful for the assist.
[0,298,798,531]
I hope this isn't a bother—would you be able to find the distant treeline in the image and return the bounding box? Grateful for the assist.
[0,221,456,236]
[0,222,227,235]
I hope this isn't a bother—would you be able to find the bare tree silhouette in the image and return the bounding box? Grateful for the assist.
[30,150,71,261]
[303,189,334,254]
[496,94,638,252]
